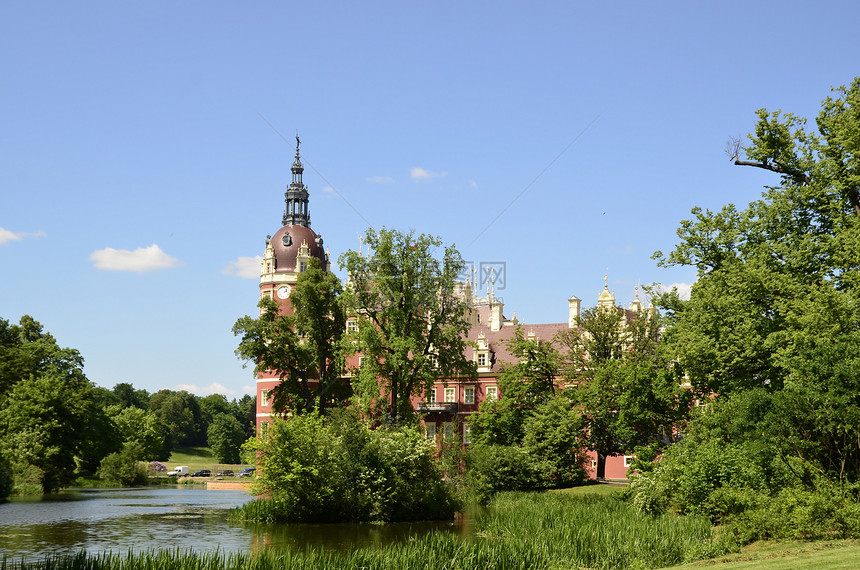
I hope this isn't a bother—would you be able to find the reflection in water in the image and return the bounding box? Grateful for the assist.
[0,488,473,562]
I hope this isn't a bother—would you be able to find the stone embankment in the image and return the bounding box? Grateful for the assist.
[206,480,253,491]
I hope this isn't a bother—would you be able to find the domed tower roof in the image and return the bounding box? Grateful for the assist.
[269,225,327,273]
[261,135,329,276]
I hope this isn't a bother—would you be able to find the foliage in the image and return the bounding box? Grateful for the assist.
[521,394,587,488]
[339,227,476,423]
[148,389,203,447]
[106,405,168,461]
[464,444,542,503]
[235,411,458,523]
[0,450,12,500]
[632,78,860,539]
[96,444,148,486]
[469,327,560,447]
[111,382,151,410]
[0,319,117,494]
[206,413,246,464]
[233,258,348,415]
[555,305,690,478]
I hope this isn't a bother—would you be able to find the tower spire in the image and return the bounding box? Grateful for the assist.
[282,134,311,227]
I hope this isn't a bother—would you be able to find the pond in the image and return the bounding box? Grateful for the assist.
[0,487,469,562]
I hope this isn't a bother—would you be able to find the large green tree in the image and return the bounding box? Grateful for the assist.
[0,316,114,493]
[339,228,476,423]
[642,77,860,506]
[557,306,689,479]
[207,412,246,464]
[148,389,202,447]
[106,405,168,461]
[233,258,348,415]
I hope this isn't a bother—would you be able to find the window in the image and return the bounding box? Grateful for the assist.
[299,262,307,272]
[486,386,498,401]
[444,387,456,403]
[425,423,436,441]
[477,353,487,367]
[624,455,634,467]
[443,423,454,441]
[591,459,597,469]
[464,386,475,404]
[463,424,472,444]
[261,389,270,407]
[347,319,358,333]
[260,421,269,440]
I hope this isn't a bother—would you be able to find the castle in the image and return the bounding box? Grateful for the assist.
[253,138,648,480]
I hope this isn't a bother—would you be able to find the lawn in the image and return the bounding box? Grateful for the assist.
[670,540,860,569]
[161,446,253,476]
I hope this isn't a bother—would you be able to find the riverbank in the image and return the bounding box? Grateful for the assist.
[0,487,733,570]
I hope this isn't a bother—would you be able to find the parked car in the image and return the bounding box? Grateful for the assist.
[236,468,255,478]
[167,466,189,477]
[189,469,211,477]
[215,470,234,477]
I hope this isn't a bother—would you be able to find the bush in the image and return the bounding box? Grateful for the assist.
[464,444,542,503]
[233,412,458,523]
[96,444,148,486]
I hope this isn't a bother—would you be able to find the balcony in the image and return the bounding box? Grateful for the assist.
[418,401,459,414]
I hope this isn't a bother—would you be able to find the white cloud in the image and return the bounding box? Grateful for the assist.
[654,282,693,301]
[89,244,183,272]
[174,382,238,396]
[469,180,478,188]
[222,255,262,279]
[322,185,336,194]
[366,176,395,184]
[410,167,447,181]
[0,227,45,245]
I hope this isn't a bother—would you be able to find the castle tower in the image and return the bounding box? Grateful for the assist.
[256,136,330,432]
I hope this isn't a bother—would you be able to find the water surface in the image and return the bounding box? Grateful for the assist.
[0,487,465,562]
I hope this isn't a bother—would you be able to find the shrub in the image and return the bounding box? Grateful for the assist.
[234,412,458,523]
[464,444,542,503]
[96,444,148,486]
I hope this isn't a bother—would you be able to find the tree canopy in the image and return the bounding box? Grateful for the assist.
[339,228,476,423]
[233,258,348,415]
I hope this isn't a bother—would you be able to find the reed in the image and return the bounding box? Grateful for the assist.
[1,491,735,570]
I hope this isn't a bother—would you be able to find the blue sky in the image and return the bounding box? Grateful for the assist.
[3,1,859,398]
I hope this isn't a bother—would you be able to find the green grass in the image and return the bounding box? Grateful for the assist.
[669,539,860,569]
[161,447,253,477]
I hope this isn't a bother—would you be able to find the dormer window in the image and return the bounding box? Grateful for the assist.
[477,353,487,367]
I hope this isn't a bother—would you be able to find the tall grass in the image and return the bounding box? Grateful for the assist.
[1,491,737,570]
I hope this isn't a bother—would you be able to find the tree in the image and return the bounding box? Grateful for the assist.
[469,327,561,446]
[630,79,860,529]
[0,316,116,493]
[233,258,348,415]
[112,382,150,410]
[339,228,476,423]
[0,371,112,493]
[148,390,202,447]
[207,413,246,464]
[107,405,168,461]
[557,307,689,479]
